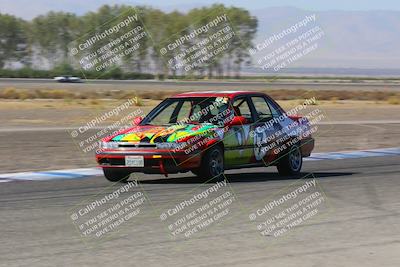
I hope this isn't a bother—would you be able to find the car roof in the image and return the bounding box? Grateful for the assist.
[171,91,265,98]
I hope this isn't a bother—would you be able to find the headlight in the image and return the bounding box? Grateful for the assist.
[99,141,119,149]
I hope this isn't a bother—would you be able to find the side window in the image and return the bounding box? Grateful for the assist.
[251,96,274,121]
[232,97,253,123]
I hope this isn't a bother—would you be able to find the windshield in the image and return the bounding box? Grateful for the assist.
[142,97,231,126]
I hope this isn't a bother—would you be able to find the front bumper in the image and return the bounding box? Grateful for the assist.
[96,149,201,174]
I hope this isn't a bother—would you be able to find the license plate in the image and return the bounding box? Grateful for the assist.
[125,156,144,167]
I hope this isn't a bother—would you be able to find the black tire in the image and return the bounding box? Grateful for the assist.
[195,146,225,182]
[277,144,303,176]
[103,168,131,182]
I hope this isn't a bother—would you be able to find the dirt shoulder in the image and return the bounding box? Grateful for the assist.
[0,99,399,127]
[0,99,399,173]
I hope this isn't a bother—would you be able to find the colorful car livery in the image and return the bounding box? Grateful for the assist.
[96,91,315,182]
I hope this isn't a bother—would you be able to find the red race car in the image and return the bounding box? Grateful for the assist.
[96,91,315,182]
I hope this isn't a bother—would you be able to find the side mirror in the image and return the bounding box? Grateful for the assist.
[132,116,143,126]
[227,116,247,126]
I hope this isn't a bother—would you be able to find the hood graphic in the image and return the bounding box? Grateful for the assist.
[111,123,219,143]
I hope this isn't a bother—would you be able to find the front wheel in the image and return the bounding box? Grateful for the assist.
[277,144,303,176]
[194,146,225,182]
[103,168,131,182]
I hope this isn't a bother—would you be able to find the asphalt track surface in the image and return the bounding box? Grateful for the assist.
[1,156,399,267]
[1,78,400,91]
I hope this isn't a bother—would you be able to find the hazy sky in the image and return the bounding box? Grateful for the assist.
[1,0,400,19]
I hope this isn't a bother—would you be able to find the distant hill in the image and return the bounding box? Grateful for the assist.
[248,7,400,72]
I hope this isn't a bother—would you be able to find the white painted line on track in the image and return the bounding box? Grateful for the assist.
[306,147,400,161]
[0,168,102,182]
[317,120,400,125]
[0,147,399,183]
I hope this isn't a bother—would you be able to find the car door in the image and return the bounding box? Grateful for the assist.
[249,95,284,165]
[223,96,256,167]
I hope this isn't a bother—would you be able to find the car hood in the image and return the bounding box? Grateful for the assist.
[109,123,221,143]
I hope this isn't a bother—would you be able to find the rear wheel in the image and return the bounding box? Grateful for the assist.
[103,168,131,182]
[193,146,225,182]
[277,144,303,176]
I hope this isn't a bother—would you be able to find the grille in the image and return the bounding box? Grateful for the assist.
[117,142,157,148]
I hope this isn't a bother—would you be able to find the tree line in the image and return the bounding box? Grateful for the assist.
[0,4,257,79]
